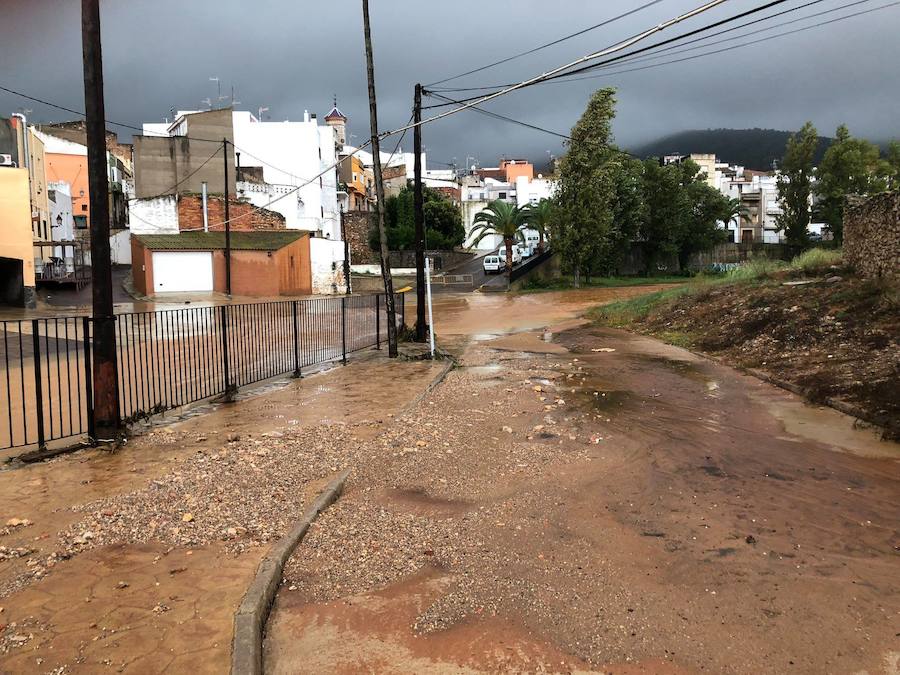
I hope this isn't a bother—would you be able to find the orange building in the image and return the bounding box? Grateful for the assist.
[44,153,90,230]
[131,231,313,297]
[501,159,534,182]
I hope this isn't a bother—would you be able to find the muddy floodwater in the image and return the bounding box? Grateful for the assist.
[266,285,900,674]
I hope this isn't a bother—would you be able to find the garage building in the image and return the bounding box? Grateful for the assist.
[131,231,313,297]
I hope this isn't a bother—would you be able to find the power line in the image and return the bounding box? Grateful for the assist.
[128,145,222,202]
[425,0,667,87]
[424,0,801,96]
[0,83,233,145]
[601,0,842,67]
[427,92,571,140]
[536,1,900,85]
[382,0,731,140]
[551,0,880,79]
[202,141,374,231]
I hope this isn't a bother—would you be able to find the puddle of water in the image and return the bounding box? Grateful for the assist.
[748,388,900,459]
[467,364,503,376]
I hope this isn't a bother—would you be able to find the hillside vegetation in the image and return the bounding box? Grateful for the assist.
[630,128,834,170]
[592,250,899,438]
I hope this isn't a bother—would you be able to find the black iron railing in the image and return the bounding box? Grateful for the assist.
[0,293,405,453]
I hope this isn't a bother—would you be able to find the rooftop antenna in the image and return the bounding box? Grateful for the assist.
[209,76,223,102]
[201,98,213,110]
[230,86,241,107]
[257,106,269,121]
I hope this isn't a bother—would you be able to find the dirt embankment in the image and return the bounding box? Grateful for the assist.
[600,273,899,436]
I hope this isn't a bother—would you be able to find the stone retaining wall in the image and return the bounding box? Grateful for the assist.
[844,191,900,279]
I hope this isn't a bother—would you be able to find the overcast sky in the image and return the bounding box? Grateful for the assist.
[2,0,898,168]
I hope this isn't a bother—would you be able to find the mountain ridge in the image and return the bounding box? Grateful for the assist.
[627,128,834,171]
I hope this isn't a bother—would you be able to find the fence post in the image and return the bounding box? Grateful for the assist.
[220,305,237,401]
[292,300,302,378]
[399,293,406,328]
[31,320,47,451]
[341,297,347,365]
[375,294,381,350]
[82,317,95,441]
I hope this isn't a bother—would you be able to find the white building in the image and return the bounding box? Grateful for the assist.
[137,108,346,293]
[460,173,555,251]
[231,110,341,240]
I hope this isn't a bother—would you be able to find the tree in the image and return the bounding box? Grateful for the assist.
[470,200,528,278]
[681,176,730,268]
[814,124,889,243]
[523,198,552,252]
[370,185,464,251]
[638,159,727,272]
[553,88,619,285]
[639,159,684,273]
[606,156,645,274]
[886,140,900,190]
[775,121,818,248]
[720,197,751,233]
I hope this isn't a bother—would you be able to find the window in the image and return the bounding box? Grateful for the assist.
[498,192,507,200]
[81,204,88,212]
[74,215,87,229]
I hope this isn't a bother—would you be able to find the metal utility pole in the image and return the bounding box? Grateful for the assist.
[413,83,427,342]
[362,0,398,356]
[223,138,232,295]
[81,0,119,441]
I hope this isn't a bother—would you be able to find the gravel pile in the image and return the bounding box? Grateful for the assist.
[60,424,361,554]
[283,345,605,641]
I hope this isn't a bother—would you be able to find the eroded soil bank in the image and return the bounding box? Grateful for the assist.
[267,316,900,674]
[595,275,899,437]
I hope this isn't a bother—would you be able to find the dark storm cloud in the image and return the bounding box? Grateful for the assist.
[2,0,898,166]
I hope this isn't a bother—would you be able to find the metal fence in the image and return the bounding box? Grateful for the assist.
[0,293,405,452]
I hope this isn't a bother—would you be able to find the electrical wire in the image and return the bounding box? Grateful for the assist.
[530,0,900,85]
[427,92,570,140]
[422,0,801,97]
[425,0,667,87]
[381,0,731,141]
[0,84,236,145]
[128,145,223,202]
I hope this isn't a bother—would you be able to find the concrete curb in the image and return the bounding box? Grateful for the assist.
[399,354,455,415]
[231,469,350,675]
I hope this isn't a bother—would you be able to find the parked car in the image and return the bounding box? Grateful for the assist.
[482,254,503,274]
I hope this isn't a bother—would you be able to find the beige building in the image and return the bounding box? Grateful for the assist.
[0,168,37,306]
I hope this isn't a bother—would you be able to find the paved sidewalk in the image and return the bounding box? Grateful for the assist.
[0,351,446,673]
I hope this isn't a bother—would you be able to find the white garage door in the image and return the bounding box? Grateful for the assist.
[152,251,214,293]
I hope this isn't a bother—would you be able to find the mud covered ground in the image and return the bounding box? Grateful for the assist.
[598,274,899,436]
[267,312,900,674]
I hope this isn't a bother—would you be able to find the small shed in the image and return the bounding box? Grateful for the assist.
[131,231,312,297]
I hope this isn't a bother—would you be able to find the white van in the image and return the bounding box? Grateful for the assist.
[482,255,503,274]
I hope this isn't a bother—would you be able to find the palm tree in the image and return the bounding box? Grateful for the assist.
[524,198,552,253]
[721,197,751,234]
[471,200,528,277]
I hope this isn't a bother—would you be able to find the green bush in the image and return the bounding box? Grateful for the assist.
[789,247,842,273]
[726,258,786,281]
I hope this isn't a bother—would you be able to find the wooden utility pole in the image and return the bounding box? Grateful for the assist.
[413,83,426,342]
[340,204,352,295]
[223,138,232,295]
[362,0,398,356]
[81,0,119,440]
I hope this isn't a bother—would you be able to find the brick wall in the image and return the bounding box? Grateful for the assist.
[343,210,376,264]
[178,194,285,232]
[844,192,900,279]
